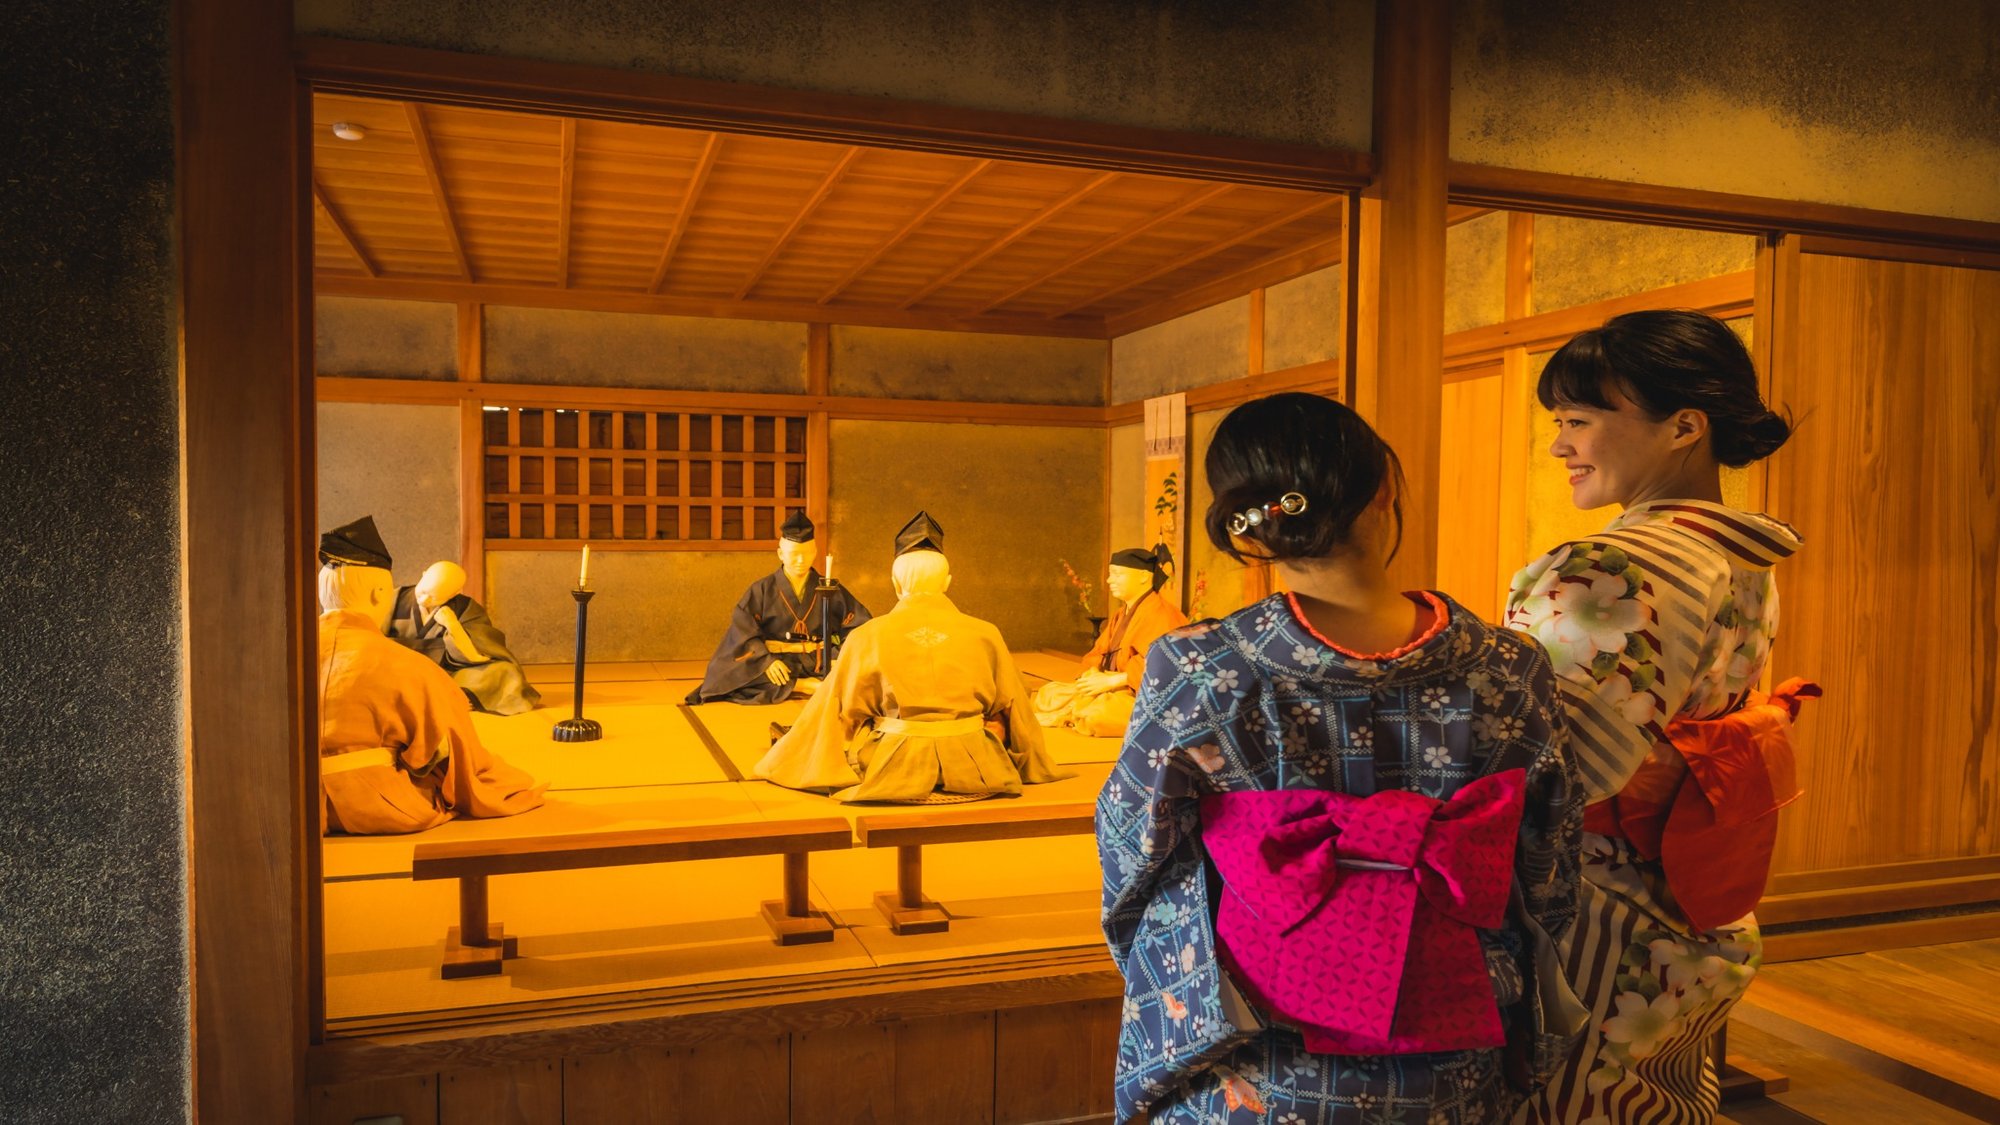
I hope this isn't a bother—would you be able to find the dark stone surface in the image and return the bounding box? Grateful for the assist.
[0,2,188,1122]
[296,0,1377,150]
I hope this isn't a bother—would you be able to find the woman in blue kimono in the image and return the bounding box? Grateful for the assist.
[1099,393,1585,1123]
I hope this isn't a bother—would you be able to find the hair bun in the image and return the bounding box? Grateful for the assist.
[1718,408,1792,466]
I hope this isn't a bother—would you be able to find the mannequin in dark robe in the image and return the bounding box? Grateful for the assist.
[685,511,872,705]
[389,560,542,717]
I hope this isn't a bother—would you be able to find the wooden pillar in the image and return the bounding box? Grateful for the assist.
[1369,0,1452,590]
[178,0,309,1116]
[458,303,486,600]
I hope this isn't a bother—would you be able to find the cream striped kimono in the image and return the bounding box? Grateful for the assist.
[1504,500,1801,1125]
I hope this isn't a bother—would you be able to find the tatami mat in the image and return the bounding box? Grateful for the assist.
[1014,650,1087,685]
[472,694,725,790]
[684,696,810,777]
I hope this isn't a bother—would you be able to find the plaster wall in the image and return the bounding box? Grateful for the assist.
[1453,0,2000,222]
[297,0,1376,152]
[830,420,1105,653]
[1444,211,1507,335]
[1532,218,1755,314]
[1,0,188,1119]
[1110,296,1249,403]
[484,306,809,393]
[316,402,463,588]
[487,549,773,663]
[316,296,458,379]
[830,326,1106,405]
[1262,262,1345,372]
[1108,423,1144,563]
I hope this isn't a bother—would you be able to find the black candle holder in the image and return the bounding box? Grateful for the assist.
[552,586,602,743]
[814,575,840,677]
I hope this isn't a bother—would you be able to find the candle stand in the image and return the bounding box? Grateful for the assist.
[552,587,602,743]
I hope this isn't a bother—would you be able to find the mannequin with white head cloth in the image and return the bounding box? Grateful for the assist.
[315,516,546,835]
[754,511,1071,803]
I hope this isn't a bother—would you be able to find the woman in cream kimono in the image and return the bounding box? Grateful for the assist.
[1034,544,1187,736]
[1506,312,1809,1125]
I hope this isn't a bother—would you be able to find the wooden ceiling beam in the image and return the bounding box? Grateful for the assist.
[817,158,990,304]
[314,272,1108,339]
[1053,195,1340,318]
[975,182,1234,315]
[556,118,576,288]
[1103,229,1346,337]
[311,176,376,277]
[735,146,860,301]
[649,132,722,294]
[898,171,1118,310]
[403,102,473,281]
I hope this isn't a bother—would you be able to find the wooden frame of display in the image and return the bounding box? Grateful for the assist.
[180,2,2000,1118]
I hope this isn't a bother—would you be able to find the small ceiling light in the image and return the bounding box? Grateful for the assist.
[331,122,367,142]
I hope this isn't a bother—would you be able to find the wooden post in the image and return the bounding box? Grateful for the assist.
[783,852,811,917]
[458,874,490,942]
[897,845,925,910]
[1369,0,1451,591]
[181,0,309,1113]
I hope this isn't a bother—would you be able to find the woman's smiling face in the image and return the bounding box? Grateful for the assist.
[1547,383,1696,510]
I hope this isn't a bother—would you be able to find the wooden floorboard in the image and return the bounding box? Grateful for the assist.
[1733,937,2000,1123]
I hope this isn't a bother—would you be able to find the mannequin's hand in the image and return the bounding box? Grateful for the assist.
[764,659,794,686]
[434,605,489,664]
[1079,668,1126,694]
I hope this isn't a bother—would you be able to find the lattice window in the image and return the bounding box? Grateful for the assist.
[481,407,809,546]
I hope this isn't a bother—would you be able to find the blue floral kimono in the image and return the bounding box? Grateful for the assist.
[1098,592,1584,1123]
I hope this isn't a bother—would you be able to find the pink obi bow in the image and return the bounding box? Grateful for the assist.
[1199,769,1527,1055]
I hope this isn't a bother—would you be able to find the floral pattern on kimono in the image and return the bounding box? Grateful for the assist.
[1099,592,1583,1124]
[1503,500,1802,1125]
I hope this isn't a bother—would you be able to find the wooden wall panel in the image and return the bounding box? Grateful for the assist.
[565,1037,789,1124]
[440,1060,561,1125]
[894,1012,996,1124]
[1436,371,1505,620]
[1768,251,2000,874]
[792,1023,896,1124]
[993,999,1120,1124]
[310,1075,438,1125]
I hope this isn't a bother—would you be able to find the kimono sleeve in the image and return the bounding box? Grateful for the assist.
[1095,631,1251,1122]
[1503,539,1704,800]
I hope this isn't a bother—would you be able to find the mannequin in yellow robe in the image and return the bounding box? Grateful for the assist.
[313,517,546,834]
[754,514,1072,803]
[1033,544,1186,736]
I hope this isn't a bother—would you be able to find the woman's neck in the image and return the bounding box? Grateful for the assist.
[1275,552,1421,655]
[1623,454,1725,508]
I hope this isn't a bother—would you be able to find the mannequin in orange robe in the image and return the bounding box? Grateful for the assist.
[314,516,546,835]
[1033,544,1186,737]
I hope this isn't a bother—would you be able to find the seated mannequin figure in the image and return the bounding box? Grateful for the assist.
[685,511,871,705]
[316,516,547,835]
[755,511,1073,803]
[1032,543,1187,736]
[389,560,542,717]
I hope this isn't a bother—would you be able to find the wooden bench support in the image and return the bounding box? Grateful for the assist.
[856,803,1095,936]
[760,851,836,946]
[873,845,950,936]
[412,818,853,977]
[441,873,518,979]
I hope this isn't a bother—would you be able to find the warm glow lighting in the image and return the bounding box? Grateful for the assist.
[825,554,833,582]
[579,544,590,588]
[331,121,366,142]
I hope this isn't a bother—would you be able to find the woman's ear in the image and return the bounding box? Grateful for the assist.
[1669,408,1710,450]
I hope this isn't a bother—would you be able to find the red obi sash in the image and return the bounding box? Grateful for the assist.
[1199,769,1526,1055]
[1582,677,1818,932]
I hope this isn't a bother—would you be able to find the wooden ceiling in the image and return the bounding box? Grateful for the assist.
[310,93,1351,338]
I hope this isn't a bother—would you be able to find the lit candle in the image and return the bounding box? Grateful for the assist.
[579,544,590,588]
[824,554,833,583]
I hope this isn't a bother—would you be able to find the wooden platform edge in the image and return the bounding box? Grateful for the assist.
[308,949,1121,1085]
